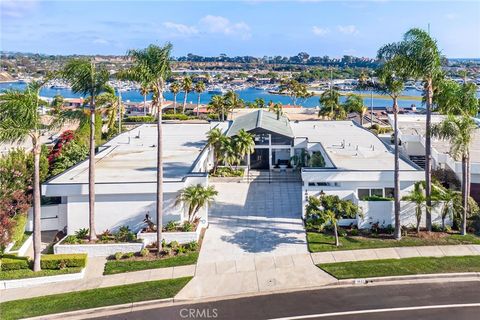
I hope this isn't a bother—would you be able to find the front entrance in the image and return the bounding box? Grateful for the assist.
[250,149,269,169]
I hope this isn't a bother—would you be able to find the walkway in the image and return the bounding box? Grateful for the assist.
[0,257,195,302]
[176,182,336,300]
[311,245,480,264]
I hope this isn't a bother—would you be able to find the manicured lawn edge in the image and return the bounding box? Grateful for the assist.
[307,232,480,252]
[0,267,82,280]
[0,277,192,320]
[318,256,480,279]
[103,252,199,275]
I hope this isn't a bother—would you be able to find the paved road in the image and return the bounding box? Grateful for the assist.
[94,282,480,320]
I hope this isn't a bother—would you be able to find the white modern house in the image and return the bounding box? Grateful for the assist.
[391,114,480,203]
[33,122,227,234]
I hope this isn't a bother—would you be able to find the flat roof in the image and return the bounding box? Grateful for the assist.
[290,121,418,171]
[395,114,480,163]
[47,122,228,184]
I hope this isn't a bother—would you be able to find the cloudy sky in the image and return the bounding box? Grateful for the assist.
[1,0,479,58]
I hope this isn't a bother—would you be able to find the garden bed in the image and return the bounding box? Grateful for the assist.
[0,277,192,320]
[138,220,204,245]
[307,231,480,252]
[319,256,480,279]
[10,232,32,252]
[54,237,144,257]
[209,167,245,182]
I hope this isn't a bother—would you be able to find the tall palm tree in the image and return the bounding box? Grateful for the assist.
[175,184,218,223]
[402,182,427,233]
[319,88,344,120]
[432,115,478,235]
[194,81,206,118]
[206,127,225,173]
[181,76,193,114]
[208,95,225,121]
[170,81,180,114]
[233,129,255,167]
[374,65,406,240]
[223,90,243,120]
[62,59,110,241]
[122,43,172,255]
[269,102,283,120]
[0,81,59,271]
[343,94,366,126]
[139,84,150,116]
[379,28,442,231]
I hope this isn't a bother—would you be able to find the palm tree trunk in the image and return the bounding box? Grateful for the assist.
[143,94,147,116]
[424,78,433,232]
[393,98,401,240]
[461,155,468,235]
[32,139,42,272]
[334,223,339,247]
[182,92,188,114]
[156,85,164,256]
[197,94,200,118]
[173,94,177,114]
[88,97,97,241]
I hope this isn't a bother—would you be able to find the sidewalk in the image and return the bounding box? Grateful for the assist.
[0,257,196,303]
[311,244,480,264]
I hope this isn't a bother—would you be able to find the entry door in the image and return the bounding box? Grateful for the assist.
[250,149,269,169]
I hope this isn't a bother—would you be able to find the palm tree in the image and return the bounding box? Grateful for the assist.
[223,90,243,120]
[402,182,427,233]
[233,129,255,167]
[254,98,265,109]
[208,95,225,121]
[175,184,218,223]
[0,81,60,271]
[181,76,193,114]
[220,138,238,169]
[139,84,150,116]
[432,115,478,235]
[319,88,345,120]
[437,187,459,231]
[343,94,366,126]
[170,81,180,114]
[380,28,442,231]
[194,81,206,118]
[91,85,122,134]
[62,59,110,241]
[122,43,172,255]
[206,128,226,173]
[269,102,283,120]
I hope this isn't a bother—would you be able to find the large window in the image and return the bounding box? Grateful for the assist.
[358,188,395,199]
[254,133,269,145]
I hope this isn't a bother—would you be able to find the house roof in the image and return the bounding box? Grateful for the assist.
[226,110,294,138]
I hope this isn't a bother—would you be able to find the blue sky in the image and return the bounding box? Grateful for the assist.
[1,0,479,58]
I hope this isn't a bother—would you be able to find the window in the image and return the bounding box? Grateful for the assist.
[384,188,395,198]
[371,189,383,197]
[254,134,269,145]
[358,189,370,199]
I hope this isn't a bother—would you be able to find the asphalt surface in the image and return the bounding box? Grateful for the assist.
[93,282,480,320]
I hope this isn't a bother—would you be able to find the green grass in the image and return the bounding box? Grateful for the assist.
[307,232,480,252]
[0,267,82,280]
[103,252,199,275]
[319,256,480,279]
[10,232,32,251]
[0,277,192,320]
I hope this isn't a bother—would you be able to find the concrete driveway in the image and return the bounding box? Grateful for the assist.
[176,182,335,300]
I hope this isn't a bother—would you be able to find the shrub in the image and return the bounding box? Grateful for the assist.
[383,224,395,235]
[432,223,443,232]
[338,229,347,237]
[140,248,149,257]
[177,246,187,254]
[49,141,88,177]
[169,241,179,249]
[125,115,155,123]
[182,221,194,232]
[349,229,359,236]
[207,113,219,120]
[123,252,134,259]
[211,167,244,177]
[40,254,87,270]
[165,221,178,232]
[114,252,123,261]
[184,241,198,252]
[11,214,28,245]
[115,226,136,242]
[74,228,89,240]
[63,235,80,244]
[99,230,114,242]
[1,256,30,271]
[361,195,393,201]
[163,113,190,121]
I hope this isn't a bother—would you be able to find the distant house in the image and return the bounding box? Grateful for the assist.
[63,98,84,109]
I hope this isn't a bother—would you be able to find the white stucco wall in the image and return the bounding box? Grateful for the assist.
[26,204,67,232]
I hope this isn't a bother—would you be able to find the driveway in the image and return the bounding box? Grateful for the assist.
[176,182,335,300]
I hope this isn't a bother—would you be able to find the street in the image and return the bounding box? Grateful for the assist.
[93,281,480,320]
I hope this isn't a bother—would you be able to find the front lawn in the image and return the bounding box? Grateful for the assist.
[307,232,480,252]
[104,251,199,275]
[0,267,82,280]
[319,256,480,279]
[0,277,192,320]
[10,232,32,251]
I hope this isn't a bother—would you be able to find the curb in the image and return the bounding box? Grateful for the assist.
[24,298,174,320]
[336,272,480,286]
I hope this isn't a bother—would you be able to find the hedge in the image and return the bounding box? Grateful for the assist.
[1,256,30,271]
[124,115,155,123]
[163,113,191,120]
[40,254,87,270]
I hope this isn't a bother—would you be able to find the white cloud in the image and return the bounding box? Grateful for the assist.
[200,15,251,39]
[445,13,458,20]
[1,0,38,18]
[312,26,330,36]
[93,38,109,45]
[163,22,198,35]
[337,25,359,35]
